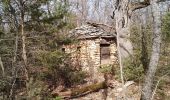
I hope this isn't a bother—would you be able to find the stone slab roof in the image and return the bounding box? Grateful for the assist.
[69,24,116,39]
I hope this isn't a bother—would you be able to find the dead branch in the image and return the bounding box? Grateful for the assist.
[9,78,16,98]
[129,0,150,11]
[52,81,107,99]
[86,22,114,29]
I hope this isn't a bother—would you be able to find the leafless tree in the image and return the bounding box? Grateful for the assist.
[69,0,114,25]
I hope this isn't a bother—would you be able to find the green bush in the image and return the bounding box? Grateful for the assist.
[98,65,113,74]
[55,96,62,100]
[37,50,87,87]
[162,12,170,41]
[123,58,144,82]
[123,22,152,82]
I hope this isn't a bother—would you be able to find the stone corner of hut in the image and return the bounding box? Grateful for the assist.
[62,24,118,82]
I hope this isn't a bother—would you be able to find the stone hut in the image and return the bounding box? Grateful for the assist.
[63,24,117,82]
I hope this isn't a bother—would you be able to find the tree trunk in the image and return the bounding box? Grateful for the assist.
[141,1,161,100]
[21,18,27,68]
[52,81,107,99]
[21,12,26,65]
[114,0,134,85]
[18,2,29,98]
[20,1,28,81]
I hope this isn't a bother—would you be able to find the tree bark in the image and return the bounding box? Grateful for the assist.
[141,1,161,100]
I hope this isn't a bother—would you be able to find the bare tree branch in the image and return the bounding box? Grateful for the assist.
[151,73,169,100]
[0,57,5,76]
[86,22,114,29]
[129,0,150,11]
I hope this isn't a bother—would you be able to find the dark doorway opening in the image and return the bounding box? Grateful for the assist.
[100,44,111,65]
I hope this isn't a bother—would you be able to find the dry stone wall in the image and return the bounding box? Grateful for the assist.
[64,37,117,83]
